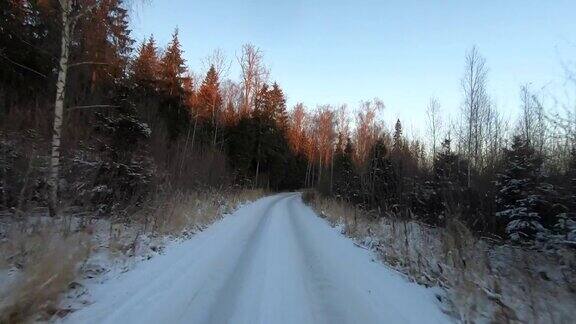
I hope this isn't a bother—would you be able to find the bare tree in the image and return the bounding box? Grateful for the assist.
[353,98,384,165]
[333,104,349,150]
[461,46,489,187]
[202,48,231,80]
[313,105,337,185]
[237,44,269,116]
[426,97,442,161]
[287,103,308,154]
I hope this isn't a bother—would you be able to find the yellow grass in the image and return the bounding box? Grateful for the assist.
[0,223,91,323]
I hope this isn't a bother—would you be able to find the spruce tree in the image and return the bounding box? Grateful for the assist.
[132,36,160,89]
[333,140,360,202]
[434,138,468,189]
[267,83,289,130]
[496,135,546,242]
[158,29,189,140]
[365,138,396,211]
[160,29,187,97]
[196,65,222,120]
[393,119,403,154]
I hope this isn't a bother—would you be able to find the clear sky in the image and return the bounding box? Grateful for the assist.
[130,0,576,136]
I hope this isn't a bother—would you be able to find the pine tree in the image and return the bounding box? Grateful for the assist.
[495,135,546,242]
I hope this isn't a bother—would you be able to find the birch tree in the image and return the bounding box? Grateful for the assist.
[353,98,384,165]
[48,0,117,216]
[426,97,442,161]
[461,46,489,187]
[287,103,307,154]
[237,44,268,117]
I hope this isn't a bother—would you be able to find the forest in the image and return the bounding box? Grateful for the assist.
[2,0,574,245]
[1,0,575,322]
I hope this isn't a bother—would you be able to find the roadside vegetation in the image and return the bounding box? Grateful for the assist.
[0,188,264,322]
[304,190,576,323]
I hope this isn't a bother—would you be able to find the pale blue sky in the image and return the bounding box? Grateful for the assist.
[130,0,576,135]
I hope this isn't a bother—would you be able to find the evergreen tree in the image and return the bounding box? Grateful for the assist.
[160,29,187,97]
[495,135,546,242]
[434,139,469,189]
[132,36,160,89]
[332,140,360,202]
[73,0,134,90]
[253,82,288,129]
[158,29,189,140]
[223,100,238,126]
[266,82,289,130]
[0,0,58,114]
[226,113,293,190]
[196,65,222,120]
[393,119,403,154]
[365,138,396,211]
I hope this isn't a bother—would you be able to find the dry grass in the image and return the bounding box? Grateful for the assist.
[0,187,267,323]
[0,221,92,323]
[305,191,576,323]
[135,188,266,236]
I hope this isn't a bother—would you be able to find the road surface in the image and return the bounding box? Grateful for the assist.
[62,193,451,324]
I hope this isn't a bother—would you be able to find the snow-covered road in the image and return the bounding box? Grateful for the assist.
[62,193,451,324]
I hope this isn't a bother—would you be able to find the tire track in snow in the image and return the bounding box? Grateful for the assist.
[61,193,451,324]
[205,194,290,323]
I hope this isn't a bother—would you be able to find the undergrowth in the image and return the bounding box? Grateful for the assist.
[0,188,266,323]
[304,190,576,323]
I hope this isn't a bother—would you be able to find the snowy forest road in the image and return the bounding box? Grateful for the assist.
[62,193,451,324]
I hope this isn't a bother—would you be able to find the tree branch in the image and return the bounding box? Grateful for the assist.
[70,2,101,23]
[0,51,47,79]
[68,104,120,111]
[69,61,109,68]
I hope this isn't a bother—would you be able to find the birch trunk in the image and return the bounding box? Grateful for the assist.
[48,0,71,217]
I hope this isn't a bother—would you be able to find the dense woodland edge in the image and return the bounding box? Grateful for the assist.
[1,0,576,248]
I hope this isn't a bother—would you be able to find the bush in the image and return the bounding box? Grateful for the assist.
[301,189,316,204]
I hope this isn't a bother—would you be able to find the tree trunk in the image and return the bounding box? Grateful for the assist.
[317,155,322,186]
[191,111,198,151]
[179,121,193,176]
[48,1,71,217]
[255,159,260,189]
[254,141,261,188]
[330,151,334,194]
[212,100,218,147]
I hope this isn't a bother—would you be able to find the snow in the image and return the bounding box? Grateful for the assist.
[60,193,451,324]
